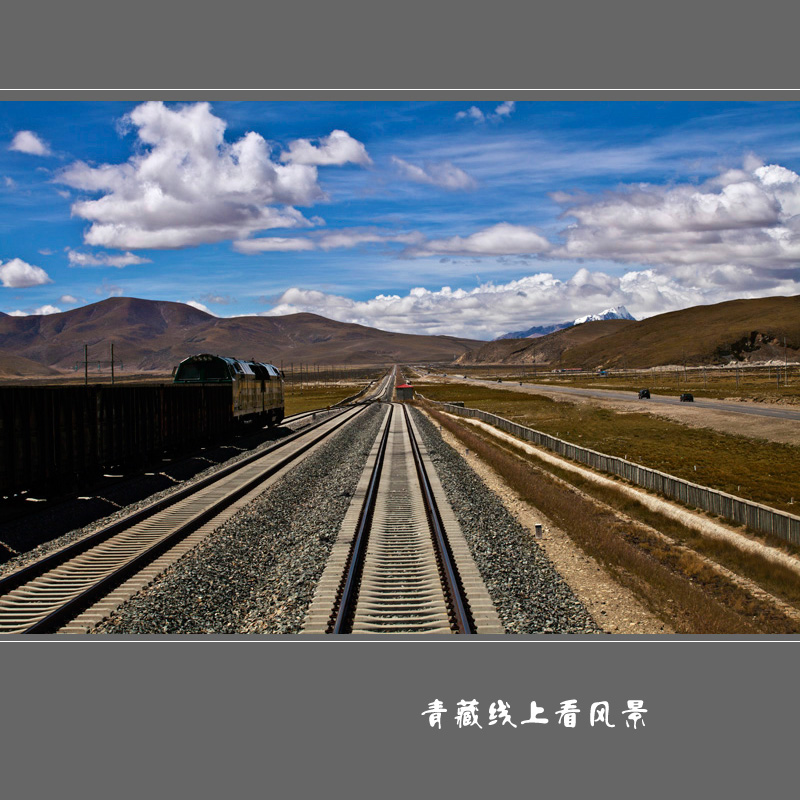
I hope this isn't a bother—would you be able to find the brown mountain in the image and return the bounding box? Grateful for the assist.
[0,297,479,375]
[458,295,800,369]
[459,318,634,366]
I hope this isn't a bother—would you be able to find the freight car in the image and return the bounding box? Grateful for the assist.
[173,354,285,426]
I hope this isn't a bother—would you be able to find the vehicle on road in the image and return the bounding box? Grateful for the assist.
[638,389,650,399]
[680,393,694,402]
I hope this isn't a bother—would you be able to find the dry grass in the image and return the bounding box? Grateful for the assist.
[417,382,800,513]
[421,402,800,634]
[284,383,367,416]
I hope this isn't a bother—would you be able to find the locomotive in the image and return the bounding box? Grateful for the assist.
[173,353,285,426]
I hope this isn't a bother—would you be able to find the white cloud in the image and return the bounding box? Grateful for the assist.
[4,176,16,188]
[263,266,800,340]
[391,157,477,190]
[233,229,424,255]
[67,249,152,268]
[318,230,423,250]
[8,304,62,316]
[58,294,80,305]
[555,160,800,274]
[56,101,325,249]
[281,129,372,166]
[233,237,316,254]
[0,258,53,288]
[404,223,551,257]
[455,101,515,123]
[494,100,515,118]
[456,106,485,122]
[9,130,52,156]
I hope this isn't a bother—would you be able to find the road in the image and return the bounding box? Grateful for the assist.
[447,375,800,423]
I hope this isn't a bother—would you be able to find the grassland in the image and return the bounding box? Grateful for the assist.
[446,364,800,403]
[283,382,369,416]
[424,404,800,634]
[415,382,800,513]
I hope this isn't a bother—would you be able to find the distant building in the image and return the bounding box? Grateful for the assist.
[396,383,414,402]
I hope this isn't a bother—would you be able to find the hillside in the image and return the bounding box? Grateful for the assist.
[499,305,635,340]
[0,297,480,375]
[459,295,800,368]
[460,319,635,365]
[0,353,60,378]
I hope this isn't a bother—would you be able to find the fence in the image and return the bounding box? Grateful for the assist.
[424,397,800,545]
[0,384,233,496]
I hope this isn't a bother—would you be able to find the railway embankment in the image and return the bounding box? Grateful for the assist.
[93,404,386,634]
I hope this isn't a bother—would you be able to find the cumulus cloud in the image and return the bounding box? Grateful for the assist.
[455,101,516,123]
[403,223,551,258]
[9,130,52,156]
[263,266,800,340]
[58,294,80,305]
[391,157,477,190]
[0,258,53,288]
[280,129,372,166]
[67,249,152,268]
[8,304,62,317]
[55,101,326,249]
[555,160,800,274]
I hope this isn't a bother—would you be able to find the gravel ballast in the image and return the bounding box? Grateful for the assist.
[410,406,600,634]
[94,405,385,634]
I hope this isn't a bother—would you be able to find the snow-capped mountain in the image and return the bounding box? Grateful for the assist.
[572,306,635,325]
[497,306,636,340]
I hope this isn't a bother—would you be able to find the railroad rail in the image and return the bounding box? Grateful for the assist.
[0,403,370,634]
[303,403,503,634]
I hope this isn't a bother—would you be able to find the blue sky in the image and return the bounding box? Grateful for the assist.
[2,99,800,339]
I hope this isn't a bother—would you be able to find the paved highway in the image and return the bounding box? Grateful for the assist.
[448,375,800,423]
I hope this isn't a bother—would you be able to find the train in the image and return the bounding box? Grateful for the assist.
[173,353,285,426]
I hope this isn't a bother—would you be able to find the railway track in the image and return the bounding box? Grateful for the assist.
[0,402,371,634]
[304,403,503,634]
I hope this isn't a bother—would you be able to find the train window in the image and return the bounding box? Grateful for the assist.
[175,357,231,382]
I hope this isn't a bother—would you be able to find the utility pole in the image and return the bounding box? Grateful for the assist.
[111,342,115,386]
[84,344,88,386]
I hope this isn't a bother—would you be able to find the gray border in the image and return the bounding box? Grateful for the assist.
[1,16,797,786]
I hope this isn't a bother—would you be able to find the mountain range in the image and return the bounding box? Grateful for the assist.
[497,306,636,339]
[460,295,800,369]
[0,298,480,377]
[2,294,798,379]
